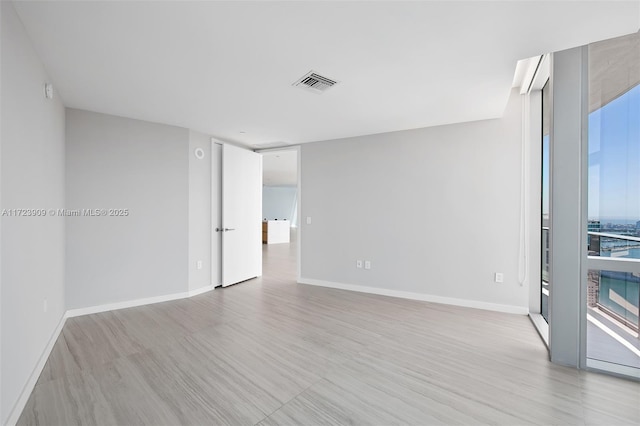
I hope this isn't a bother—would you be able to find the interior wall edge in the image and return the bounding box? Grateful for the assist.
[3,314,66,426]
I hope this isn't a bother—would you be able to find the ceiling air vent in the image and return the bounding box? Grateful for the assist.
[293,71,338,93]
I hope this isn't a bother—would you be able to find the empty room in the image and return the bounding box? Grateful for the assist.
[1,1,639,425]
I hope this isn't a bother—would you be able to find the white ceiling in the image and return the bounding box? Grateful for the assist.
[262,150,297,186]
[12,1,640,148]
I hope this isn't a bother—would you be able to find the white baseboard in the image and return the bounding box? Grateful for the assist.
[66,284,215,318]
[188,284,216,297]
[298,277,529,315]
[65,291,190,318]
[5,314,67,426]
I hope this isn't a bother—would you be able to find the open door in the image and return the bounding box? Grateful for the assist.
[220,144,262,286]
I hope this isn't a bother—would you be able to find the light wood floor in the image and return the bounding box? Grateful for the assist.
[19,239,640,425]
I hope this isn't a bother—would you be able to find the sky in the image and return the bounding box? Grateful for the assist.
[541,83,639,223]
[588,84,640,222]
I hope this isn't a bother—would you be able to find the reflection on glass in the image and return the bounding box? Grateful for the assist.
[587,269,640,369]
[599,271,639,327]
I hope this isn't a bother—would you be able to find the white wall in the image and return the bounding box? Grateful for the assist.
[188,130,212,292]
[1,2,66,423]
[65,109,189,309]
[262,185,297,225]
[300,89,527,313]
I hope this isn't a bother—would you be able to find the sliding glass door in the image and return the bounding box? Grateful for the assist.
[541,80,551,323]
[586,32,640,375]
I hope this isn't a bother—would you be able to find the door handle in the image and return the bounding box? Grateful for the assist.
[215,227,236,232]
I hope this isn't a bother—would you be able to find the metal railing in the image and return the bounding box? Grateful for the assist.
[588,231,640,259]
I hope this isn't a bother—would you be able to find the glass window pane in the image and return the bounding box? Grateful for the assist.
[587,32,640,372]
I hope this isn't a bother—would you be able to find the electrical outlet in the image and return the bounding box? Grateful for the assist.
[364,260,371,270]
[356,260,363,269]
[197,260,203,270]
[495,272,504,283]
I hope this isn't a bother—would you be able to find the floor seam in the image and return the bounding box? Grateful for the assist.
[252,376,325,426]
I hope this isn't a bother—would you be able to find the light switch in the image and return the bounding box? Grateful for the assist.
[306,216,312,225]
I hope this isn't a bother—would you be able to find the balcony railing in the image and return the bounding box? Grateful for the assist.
[588,231,640,259]
[587,232,640,332]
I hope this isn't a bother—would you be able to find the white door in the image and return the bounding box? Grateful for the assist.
[221,144,262,286]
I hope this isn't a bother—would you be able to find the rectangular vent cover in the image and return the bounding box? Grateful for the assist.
[293,71,338,93]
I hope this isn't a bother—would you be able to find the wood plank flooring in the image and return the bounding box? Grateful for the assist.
[18,238,640,425]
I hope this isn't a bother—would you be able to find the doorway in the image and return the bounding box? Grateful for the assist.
[260,148,300,280]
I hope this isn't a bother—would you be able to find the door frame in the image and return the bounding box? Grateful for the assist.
[525,54,551,347]
[255,145,302,283]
